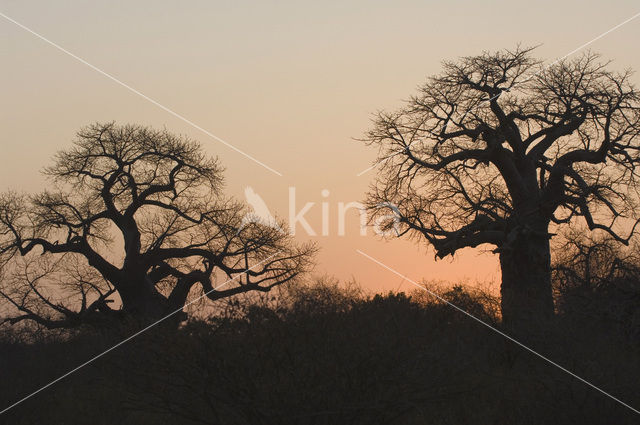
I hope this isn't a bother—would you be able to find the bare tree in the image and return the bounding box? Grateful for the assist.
[552,230,640,339]
[553,230,640,295]
[0,123,315,328]
[364,47,640,330]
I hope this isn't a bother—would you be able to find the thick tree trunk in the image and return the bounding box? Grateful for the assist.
[117,277,172,322]
[499,227,555,335]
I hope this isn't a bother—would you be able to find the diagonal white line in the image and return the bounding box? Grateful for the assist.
[0,251,282,415]
[356,10,640,177]
[356,163,378,177]
[0,11,283,177]
[356,249,640,415]
[550,10,640,64]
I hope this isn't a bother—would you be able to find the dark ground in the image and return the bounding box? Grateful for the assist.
[1,277,639,425]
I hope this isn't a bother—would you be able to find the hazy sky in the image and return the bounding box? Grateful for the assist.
[2,1,640,293]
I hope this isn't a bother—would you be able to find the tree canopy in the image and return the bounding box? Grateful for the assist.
[364,47,640,328]
[0,123,315,328]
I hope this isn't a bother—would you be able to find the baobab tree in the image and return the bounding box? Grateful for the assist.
[364,47,640,331]
[0,123,315,328]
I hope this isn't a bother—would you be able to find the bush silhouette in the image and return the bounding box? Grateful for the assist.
[1,274,639,424]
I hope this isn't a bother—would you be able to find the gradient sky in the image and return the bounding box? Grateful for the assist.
[2,0,640,293]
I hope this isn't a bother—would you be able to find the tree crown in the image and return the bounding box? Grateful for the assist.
[365,47,640,258]
[0,123,315,328]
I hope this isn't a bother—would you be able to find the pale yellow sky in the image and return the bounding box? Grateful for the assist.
[2,0,639,293]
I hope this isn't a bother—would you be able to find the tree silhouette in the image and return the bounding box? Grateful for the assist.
[0,123,315,328]
[364,47,640,331]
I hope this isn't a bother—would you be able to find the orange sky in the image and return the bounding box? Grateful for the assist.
[2,1,639,293]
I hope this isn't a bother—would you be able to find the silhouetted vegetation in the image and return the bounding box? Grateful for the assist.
[0,123,315,328]
[2,47,640,423]
[553,232,640,342]
[363,47,640,333]
[2,257,639,424]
